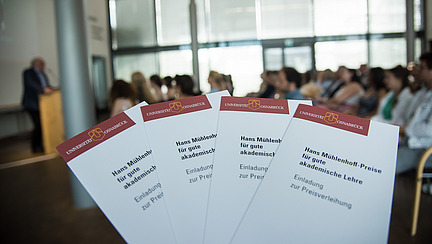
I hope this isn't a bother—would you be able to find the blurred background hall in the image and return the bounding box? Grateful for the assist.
[1,0,432,243]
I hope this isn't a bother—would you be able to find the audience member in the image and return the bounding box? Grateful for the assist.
[351,67,387,118]
[22,57,53,153]
[150,74,168,102]
[208,70,226,93]
[358,64,369,89]
[109,79,137,117]
[397,52,432,174]
[277,67,305,100]
[300,82,323,101]
[321,67,364,112]
[320,66,348,99]
[401,63,428,126]
[300,70,322,101]
[222,74,234,95]
[302,70,316,86]
[247,70,277,98]
[316,69,335,95]
[371,65,413,126]
[163,76,177,100]
[173,75,196,99]
[131,71,157,104]
[259,71,278,98]
[407,61,423,94]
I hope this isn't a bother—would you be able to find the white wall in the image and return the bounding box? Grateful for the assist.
[87,0,113,91]
[0,0,58,107]
[0,0,112,138]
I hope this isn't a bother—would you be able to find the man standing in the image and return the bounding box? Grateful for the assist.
[22,57,53,153]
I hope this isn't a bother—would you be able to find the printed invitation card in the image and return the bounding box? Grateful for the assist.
[141,91,230,244]
[204,97,312,244]
[232,104,399,244]
[57,102,176,244]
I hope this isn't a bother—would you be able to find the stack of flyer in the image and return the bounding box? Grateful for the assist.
[57,90,399,244]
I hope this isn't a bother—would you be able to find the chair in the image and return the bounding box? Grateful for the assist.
[411,146,432,236]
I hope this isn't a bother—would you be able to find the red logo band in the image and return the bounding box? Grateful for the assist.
[141,95,212,122]
[294,104,370,136]
[56,112,136,163]
[220,97,289,114]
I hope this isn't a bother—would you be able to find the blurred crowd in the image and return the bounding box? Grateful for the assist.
[109,71,233,117]
[109,52,432,179]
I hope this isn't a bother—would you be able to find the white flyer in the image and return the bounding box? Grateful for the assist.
[231,104,399,244]
[140,91,230,244]
[56,102,176,244]
[204,97,312,244]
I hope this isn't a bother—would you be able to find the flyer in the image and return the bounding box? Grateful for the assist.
[231,104,399,244]
[56,102,175,244]
[140,91,230,244]
[204,97,312,244]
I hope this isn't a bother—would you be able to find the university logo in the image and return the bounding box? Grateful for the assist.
[88,128,105,141]
[248,99,261,110]
[324,112,338,124]
[169,101,183,113]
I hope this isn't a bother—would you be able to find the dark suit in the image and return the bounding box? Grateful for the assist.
[22,68,50,111]
[22,67,50,152]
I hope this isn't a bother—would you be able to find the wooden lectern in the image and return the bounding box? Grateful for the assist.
[39,90,65,154]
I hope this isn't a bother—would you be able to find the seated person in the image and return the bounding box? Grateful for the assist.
[207,70,226,93]
[319,66,348,100]
[277,67,305,100]
[397,52,432,174]
[319,67,364,113]
[173,74,196,99]
[316,69,336,96]
[351,67,387,118]
[371,65,413,126]
[246,70,278,98]
[109,79,138,117]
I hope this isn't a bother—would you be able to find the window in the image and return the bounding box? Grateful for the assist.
[109,0,424,93]
[260,0,313,39]
[264,48,283,71]
[369,38,406,68]
[207,0,257,41]
[199,46,263,96]
[159,50,193,77]
[157,0,191,46]
[284,46,312,73]
[314,0,367,36]
[111,0,156,48]
[315,40,368,70]
[113,53,158,81]
[369,0,405,34]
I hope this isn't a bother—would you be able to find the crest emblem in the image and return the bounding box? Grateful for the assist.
[88,128,105,141]
[169,101,183,113]
[324,112,338,124]
[248,99,261,110]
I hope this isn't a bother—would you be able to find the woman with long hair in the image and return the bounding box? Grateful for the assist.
[109,79,138,117]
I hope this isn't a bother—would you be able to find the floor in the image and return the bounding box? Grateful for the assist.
[0,134,431,244]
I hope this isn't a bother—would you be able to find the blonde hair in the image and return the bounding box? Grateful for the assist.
[131,71,157,104]
[208,70,227,91]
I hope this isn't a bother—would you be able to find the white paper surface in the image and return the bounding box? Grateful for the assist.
[204,98,312,244]
[142,91,230,244]
[57,102,176,244]
[231,104,399,244]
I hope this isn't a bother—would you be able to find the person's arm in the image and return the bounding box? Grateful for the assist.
[391,88,413,126]
[406,113,432,138]
[330,83,362,104]
[406,94,432,138]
